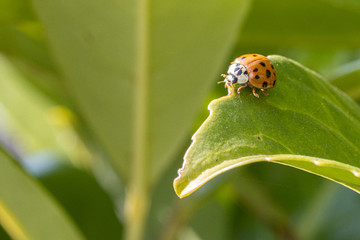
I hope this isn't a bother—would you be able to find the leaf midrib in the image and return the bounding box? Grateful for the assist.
[133,0,149,186]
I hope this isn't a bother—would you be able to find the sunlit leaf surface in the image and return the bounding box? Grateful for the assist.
[174,55,360,198]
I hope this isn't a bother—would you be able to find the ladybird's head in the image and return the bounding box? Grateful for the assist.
[224,74,237,84]
[227,64,249,84]
[218,63,249,92]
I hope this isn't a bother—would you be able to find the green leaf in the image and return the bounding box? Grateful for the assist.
[311,186,360,239]
[0,25,56,72]
[0,54,66,153]
[174,55,360,198]
[39,165,123,240]
[0,225,11,240]
[31,0,251,184]
[0,149,84,240]
[0,0,35,24]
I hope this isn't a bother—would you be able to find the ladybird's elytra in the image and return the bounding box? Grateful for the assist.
[218,54,277,98]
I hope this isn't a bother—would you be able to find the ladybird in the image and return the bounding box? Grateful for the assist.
[218,54,277,98]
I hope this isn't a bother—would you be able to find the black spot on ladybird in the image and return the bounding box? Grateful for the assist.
[260,62,266,67]
[271,64,274,69]
[244,70,248,75]
[237,69,243,75]
[241,57,246,59]
[273,80,276,86]
[253,68,258,72]
[266,70,271,78]
[234,67,240,72]
[262,81,268,88]
[273,72,276,76]
[255,75,260,79]
[253,54,258,57]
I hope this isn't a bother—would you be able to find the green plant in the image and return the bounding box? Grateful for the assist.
[174,55,360,198]
[0,0,360,239]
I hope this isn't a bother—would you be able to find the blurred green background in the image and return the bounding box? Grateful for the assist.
[0,0,360,239]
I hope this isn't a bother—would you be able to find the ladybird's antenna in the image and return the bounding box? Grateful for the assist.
[218,74,228,84]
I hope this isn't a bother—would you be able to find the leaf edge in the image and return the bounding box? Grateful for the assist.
[174,154,360,198]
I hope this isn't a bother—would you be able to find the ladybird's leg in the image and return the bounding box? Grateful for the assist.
[261,89,270,96]
[227,83,235,94]
[252,88,260,98]
[237,85,247,95]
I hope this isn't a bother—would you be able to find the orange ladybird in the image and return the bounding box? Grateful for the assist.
[219,54,277,98]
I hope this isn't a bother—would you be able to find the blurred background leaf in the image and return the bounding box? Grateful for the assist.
[0,149,84,240]
[329,59,360,102]
[238,0,360,48]
[31,0,251,184]
[0,0,67,104]
[0,225,11,240]
[38,164,123,240]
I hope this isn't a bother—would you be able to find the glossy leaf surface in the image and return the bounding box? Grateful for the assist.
[174,55,360,198]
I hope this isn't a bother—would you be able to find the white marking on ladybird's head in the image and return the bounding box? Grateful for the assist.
[227,64,237,75]
[227,64,249,84]
[237,70,248,84]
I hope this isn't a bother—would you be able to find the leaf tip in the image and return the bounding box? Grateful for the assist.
[173,176,198,199]
[173,177,189,199]
[173,161,202,198]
